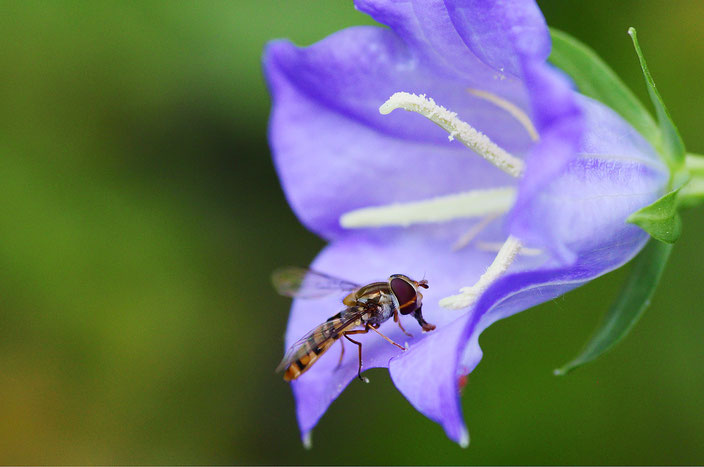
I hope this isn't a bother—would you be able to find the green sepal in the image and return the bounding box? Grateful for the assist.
[628,28,686,168]
[555,240,672,375]
[548,28,661,150]
[626,188,682,244]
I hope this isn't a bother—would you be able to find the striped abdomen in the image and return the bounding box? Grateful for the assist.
[278,315,359,381]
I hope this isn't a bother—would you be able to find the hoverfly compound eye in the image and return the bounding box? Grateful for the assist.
[390,276,418,315]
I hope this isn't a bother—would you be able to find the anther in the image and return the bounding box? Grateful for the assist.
[380,92,525,177]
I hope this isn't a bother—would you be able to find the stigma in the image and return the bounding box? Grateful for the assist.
[380,92,525,177]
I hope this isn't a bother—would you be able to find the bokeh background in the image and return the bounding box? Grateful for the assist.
[1,0,703,464]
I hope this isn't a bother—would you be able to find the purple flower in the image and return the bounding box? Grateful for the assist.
[264,0,669,447]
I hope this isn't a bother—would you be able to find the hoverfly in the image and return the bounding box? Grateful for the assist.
[273,267,436,382]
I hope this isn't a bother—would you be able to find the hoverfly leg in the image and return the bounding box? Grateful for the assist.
[412,306,436,332]
[336,338,345,369]
[343,331,368,382]
[393,308,413,338]
[368,325,406,351]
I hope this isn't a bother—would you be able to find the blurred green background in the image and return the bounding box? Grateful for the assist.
[1,0,702,464]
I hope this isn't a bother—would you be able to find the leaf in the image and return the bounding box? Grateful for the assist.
[555,240,672,375]
[626,189,682,244]
[628,27,686,167]
[549,28,661,150]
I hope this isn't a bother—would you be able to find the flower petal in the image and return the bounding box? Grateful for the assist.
[388,311,472,446]
[264,0,595,249]
[355,0,548,78]
[284,224,510,440]
[433,0,592,257]
[264,11,549,239]
[389,209,652,445]
[442,0,551,74]
[509,95,668,260]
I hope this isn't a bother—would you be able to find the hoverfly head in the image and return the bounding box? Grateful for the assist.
[389,274,421,315]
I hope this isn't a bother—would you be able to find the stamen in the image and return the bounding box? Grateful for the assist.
[340,187,515,229]
[452,213,501,251]
[440,236,522,310]
[380,92,525,177]
[476,241,542,256]
[467,88,539,142]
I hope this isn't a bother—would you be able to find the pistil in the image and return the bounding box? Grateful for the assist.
[380,92,525,177]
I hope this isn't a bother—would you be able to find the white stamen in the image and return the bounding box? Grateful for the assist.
[380,92,525,177]
[476,241,542,256]
[340,187,515,229]
[452,212,501,251]
[467,88,539,142]
[440,236,523,310]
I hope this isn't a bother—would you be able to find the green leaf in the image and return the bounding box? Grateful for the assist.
[549,28,661,150]
[626,189,682,244]
[555,240,672,375]
[628,27,686,167]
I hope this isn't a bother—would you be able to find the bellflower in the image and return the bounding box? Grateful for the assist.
[264,0,670,447]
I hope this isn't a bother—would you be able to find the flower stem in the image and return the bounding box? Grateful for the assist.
[685,153,704,175]
[679,175,704,207]
[677,154,704,207]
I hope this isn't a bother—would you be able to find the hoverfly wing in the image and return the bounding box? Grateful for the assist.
[276,312,361,379]
[272,267,360,299]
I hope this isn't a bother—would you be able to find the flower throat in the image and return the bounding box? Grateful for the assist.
[340,90,541,310]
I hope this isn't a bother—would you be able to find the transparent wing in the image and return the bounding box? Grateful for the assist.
[275,313,359,373]
[272,267,360,299]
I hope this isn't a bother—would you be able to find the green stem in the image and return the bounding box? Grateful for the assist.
[679,171,704,208]
[685,153,704,175]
